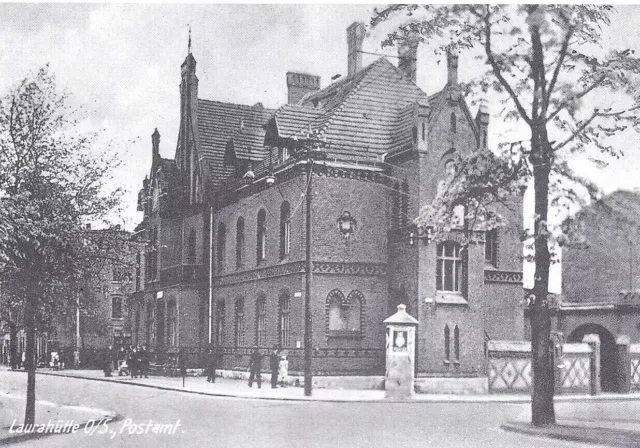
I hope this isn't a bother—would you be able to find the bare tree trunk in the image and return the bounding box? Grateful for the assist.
[24,295,36,425]
[530,129,556,426]
[9,321,18,370]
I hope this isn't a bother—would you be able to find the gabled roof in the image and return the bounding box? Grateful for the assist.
[228,126,266,162]
[292,58,427,162]
[197,99,274,188]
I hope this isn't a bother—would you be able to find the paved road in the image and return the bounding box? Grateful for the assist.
[0,371,607,447]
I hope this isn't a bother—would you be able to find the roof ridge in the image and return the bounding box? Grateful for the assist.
[198,97,275,112]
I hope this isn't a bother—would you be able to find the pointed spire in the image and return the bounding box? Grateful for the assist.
[188,25,192,54]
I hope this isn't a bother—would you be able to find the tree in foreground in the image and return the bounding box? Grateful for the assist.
[0,67,132,425]
[372,5,640,426]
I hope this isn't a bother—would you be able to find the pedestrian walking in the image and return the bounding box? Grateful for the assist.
[206,347,217,383]
[278,352,289,387]
[248,346,262,388]
[128,347,138,378]
[140,345,149,378]
[269,345,280,389]
[103,345,113,377]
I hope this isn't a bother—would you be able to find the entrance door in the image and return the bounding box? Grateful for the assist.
[567,323,617,392]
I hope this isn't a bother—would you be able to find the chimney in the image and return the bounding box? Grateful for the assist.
[152,128,160,159]
[447,50,459,85]
[286,72,320,105]
[347,22,366,77]
[398,34,420,82]
[475,103,489,148]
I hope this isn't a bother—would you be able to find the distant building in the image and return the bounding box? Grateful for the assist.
[539,190,640,391]
[130,22,524,377]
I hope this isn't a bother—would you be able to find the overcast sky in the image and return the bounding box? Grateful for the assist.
[2,4,640,292]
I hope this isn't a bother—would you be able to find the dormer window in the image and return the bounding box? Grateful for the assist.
[280,147,289,164]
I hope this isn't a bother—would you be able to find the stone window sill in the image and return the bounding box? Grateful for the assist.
[328,330,362,339]
[435,293,468,306]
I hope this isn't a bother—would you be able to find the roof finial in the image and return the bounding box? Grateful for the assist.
[188,25,192,55]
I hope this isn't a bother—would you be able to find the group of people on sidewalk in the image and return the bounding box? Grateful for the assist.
[103,344,149,378]
[248,345,288,389]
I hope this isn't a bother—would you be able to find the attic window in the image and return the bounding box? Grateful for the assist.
[312,99,319,108]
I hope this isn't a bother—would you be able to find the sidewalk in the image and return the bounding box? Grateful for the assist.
[22,368,640,404]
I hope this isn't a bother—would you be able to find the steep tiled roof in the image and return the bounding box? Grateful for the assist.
[296,58,427,162]
[229,126,266,161]
[197,99,274,188]
[273,104,323,139]
[590,190,640,223]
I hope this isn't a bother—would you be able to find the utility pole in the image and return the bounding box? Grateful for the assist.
[295,128,326,397]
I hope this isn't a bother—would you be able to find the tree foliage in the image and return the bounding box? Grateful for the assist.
[372,4,640,426]
[0,67,133,424]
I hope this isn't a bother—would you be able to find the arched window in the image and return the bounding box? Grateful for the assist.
[234,298,245,347]
[444,325,450,362]
[256,294,267,346]
[187,229,196,265]
[236,217,245,270]
[327,290,347,331]
[454,325,460,362]
[280,202,291,260]
[257,209,267,263]
[111,296,123,319]
[167,300,177,346]
[216,301,226,346]
[436,241,463,293]
[346,290,365,334]
[278,292,290,347]
[400,180,409,228]
[450,112,457,133]
[216,223,226,274]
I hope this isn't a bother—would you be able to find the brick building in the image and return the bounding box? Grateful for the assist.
[129,22,524,377]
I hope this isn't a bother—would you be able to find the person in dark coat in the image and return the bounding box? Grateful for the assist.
[134,346,144,378]
[103,346,113,377]
[128,347,138,378]
[139,345,149,378]
[248,346,262,388]
[206,347,217,383]
[269,345,280,389]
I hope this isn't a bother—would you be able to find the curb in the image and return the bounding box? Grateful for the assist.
[24,370,640,404]
[501,421,640,447]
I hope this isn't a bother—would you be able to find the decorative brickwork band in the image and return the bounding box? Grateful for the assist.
[213,261,387,287]
[484,269,523,284]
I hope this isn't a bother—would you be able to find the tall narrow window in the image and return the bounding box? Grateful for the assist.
[216,223,226,273]
[400,180,409,228]
[280,147,289,164]
[147,303,155,345]
[187,229,196,264]
[421,123,426,141]
[450,112,457,133]
[454,325,460,362]
[391,182,400,229]
[135,253,141,291]
[236,217,245,270]
[280,202,291,260]
[257,209,267,263]
[436,242,463,293]
[216,301,226,346]
[167,300,177,346]
[444,325,450,362]
[256,295,266,346]
[234,298,245,347]
[279,293,290,347]
[111,296,123,319]
[135,310,140,345]
[485,229,498,266]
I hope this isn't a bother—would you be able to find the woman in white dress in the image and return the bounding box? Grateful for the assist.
[278,354,289,387]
